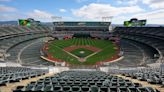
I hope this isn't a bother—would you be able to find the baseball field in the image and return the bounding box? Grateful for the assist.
[48,38,118,65]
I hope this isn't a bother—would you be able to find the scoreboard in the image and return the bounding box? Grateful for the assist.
[18,18,41,26]
[18,19,31,26]
[124,18,146,27]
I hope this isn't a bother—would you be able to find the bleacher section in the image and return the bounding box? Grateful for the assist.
[114,27,164,65]
[53,22,111,39]
[109,39,143,67]
[19,38,54,66]
[115,67,164,89]
[0,26,50,37]
[0,26,53,66]
[109,39,159,67]
[14,71,158,92]
[0,67,47,87]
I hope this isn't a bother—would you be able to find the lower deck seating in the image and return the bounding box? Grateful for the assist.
[0,67,48,86]
[109,38,159,68]
[14,71,159,92]
[5,37,54,66]
[120,67,164,87]
[0,34,45,61]
[109,39,143,67]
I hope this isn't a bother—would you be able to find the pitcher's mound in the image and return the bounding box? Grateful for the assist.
[80,51,85,54]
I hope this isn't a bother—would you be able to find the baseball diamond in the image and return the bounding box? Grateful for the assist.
[47,38,118,65]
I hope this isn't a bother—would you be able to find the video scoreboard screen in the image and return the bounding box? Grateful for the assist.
[18,19,31,26]
[18,18,41,26]
[124,18,146,27]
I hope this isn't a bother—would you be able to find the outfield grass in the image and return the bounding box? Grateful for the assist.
[48,38,117,65]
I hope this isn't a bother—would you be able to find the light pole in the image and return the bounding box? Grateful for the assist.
[51,16,63,35]
[51,16,62,22]
[102,16,113,22]
[101,16,113,32]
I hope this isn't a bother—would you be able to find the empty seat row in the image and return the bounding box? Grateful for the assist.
[14,71,159,92]
[0,67,48,86]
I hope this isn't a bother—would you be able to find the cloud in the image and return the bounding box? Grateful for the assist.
[0,0,12,2]
[147,18,164,24]
[0,5,17,12]
[143,0,164,4]
[133,9,164,19]
[112,16,130,24]
[59,8,67,13]
[72,3,144,20]
[132,9,164,24]
[0,9,55,21]
[117,0,164,9]
[142,0,164,9]
[75,0,89,3]
[27,9,54,21]
[0,9,56,22]
[0,13,26,21]
[117,0,140,5]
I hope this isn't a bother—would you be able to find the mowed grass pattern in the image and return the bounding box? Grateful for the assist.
[48,38,117,65]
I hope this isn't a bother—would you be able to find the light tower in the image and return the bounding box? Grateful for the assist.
[102,16,113,22]
[101,16,113,32]
[51,16,63,31]
[51,16,62,22]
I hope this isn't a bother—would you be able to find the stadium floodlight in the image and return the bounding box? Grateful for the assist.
[51,16,62,22]
[102,16,113,22]
[101,16,113,32]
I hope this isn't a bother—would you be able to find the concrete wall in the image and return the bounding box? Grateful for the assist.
[48,66,69,74]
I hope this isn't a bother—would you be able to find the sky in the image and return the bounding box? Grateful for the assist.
[0,0,164,24]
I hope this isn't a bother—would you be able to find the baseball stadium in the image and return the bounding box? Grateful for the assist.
[0,0,164,92]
